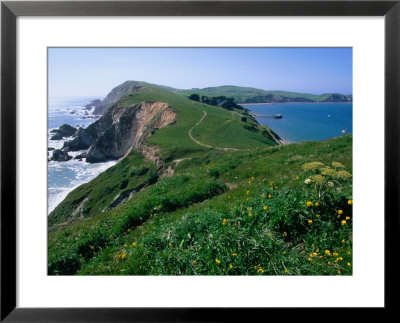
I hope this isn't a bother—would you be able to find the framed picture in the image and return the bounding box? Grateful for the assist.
[1,0,399,321]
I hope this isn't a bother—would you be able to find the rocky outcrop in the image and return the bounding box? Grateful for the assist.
[62,127,93,151]
[50,124,77,140]
[86,101,176,163]
[74,152,87,160]
[51,149,72,162]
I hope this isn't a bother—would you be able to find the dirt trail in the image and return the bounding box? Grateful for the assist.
[188,111,245,151]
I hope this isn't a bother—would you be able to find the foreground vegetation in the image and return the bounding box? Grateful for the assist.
[49,130,352,275]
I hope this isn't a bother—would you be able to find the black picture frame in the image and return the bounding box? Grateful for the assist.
[1,0,399,321]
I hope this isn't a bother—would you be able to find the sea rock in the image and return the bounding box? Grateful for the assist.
[48,147,55,151]
[62,127,94,151]
[51,149,72,162]
[74,152,87,160]
[50,133,63,140]
[50,124,77,140]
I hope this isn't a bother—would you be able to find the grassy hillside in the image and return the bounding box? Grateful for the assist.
[48,81,352,276]
[97,82,278,157]
[49,135,352,275]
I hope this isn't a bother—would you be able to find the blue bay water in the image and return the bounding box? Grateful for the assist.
[245,102,352,143]
[48,97,116,214]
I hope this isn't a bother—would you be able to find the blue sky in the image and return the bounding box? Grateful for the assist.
[48,48,352,98]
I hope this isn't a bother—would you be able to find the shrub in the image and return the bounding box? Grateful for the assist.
[120,178,129,189]
[146,171,158,185]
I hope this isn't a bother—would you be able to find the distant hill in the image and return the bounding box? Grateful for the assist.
[175,86,352,104]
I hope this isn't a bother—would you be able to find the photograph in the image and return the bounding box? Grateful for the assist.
[47,47,353,276]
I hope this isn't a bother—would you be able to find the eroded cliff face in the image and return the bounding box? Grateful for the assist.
[84,101,176,163]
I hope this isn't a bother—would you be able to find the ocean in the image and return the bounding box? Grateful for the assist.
[245,102,353,143]
[48,97,117,214]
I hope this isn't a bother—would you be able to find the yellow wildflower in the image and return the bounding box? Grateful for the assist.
[215,259,221,264]
[341,220,347,225]
[347,262,351,266]
[333,252,339,256]
[268,194,272,198]
[283,251,286,255]
[251,176,255,180]
[311,174,325,184]
[342,239,346,244]
[313,252,318,256]
[316,214,320,218]
[308,219,313,224]
[332,161,345,168]
[348,200,353,205]
[246,190,250,195]
[302,161,325,171]
[338,210,343,215]
[168,242,172,248]
[335,170,352,180]
[121,252,127,259]
[308,257,313,262]
[315,202,320,207]
[285,269,289,273]
[295,176,300,180]
[306,201,313,207]
[222,218,228,225]
[325,250,331,255]
[283,232,287,237]
[337,270,341,274]
[229,264,233,269]
[346,216,350,220]
[232,253,237,256]
[248,181,251,184]
[263,205,268,211]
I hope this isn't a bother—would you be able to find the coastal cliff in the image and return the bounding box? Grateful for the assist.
[63,100,176,163]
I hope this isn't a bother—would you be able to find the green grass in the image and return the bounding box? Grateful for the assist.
[97,82,279,157]
[49,133,352,276]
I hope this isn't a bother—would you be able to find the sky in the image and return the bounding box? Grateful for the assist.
[48,48,352,98]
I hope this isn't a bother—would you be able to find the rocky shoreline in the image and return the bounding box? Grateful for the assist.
[49,100,176,165]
